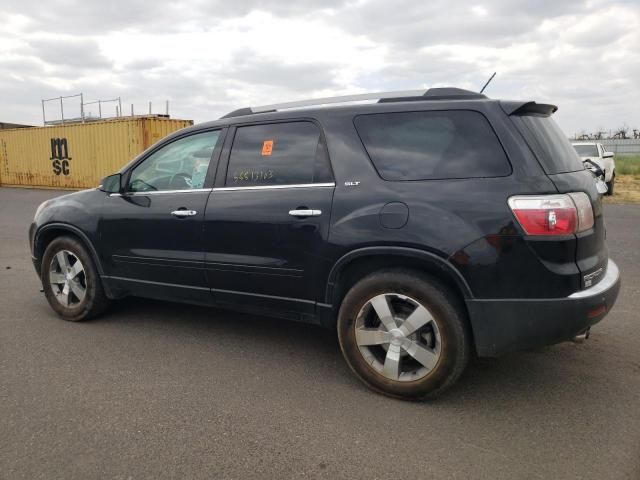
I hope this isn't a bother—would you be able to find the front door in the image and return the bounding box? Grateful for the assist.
[100,129,224,300]
[203,120,335,317]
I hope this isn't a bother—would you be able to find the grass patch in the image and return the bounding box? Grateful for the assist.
[604,174,640,204]
[603,155,640,203]
[615,154,640,177]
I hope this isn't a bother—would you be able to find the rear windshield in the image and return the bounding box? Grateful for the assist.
[353,110,511,181]
[573,144,599,157]
[511,115,584,174]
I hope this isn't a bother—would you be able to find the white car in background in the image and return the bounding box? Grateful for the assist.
[572,142,616,195]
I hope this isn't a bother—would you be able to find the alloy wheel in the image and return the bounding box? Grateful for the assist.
[48,250,87,307]
[354,293,441,382]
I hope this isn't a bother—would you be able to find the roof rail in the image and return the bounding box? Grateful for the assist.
[220,87,486,119]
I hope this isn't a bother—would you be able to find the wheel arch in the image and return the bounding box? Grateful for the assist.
[34,223,105,276]
[324,247,473,319]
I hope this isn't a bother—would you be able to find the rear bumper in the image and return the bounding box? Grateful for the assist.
[466,259,620,357]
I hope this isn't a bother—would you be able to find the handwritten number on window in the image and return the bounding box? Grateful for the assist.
[232,170,274,182]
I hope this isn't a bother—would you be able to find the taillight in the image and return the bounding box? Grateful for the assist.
[567,192,595,231]
[508,193,594,236]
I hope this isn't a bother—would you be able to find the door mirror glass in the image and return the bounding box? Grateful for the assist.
[100,173,122,193]
[602,151,614,159]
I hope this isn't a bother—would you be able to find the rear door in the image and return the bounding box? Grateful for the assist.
[511,113,608,289]
[203,120,335,317]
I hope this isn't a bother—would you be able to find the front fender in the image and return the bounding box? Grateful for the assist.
[30,189,106,272]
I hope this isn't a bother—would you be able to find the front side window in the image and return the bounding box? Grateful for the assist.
[225,122,332,186]
[128,130,220,192]
[354,110,511,181]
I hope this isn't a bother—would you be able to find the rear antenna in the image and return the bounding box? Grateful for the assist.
[479,72,496,94]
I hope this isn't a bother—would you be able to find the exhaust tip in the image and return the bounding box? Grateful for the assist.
[572,328,591,343]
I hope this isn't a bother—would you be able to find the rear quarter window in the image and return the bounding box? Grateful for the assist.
[511,114,584,174]
[353,110,511,181]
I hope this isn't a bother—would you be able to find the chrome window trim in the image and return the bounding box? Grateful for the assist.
[109,188,212,197]
[107,183,335,197]
[213,182,335,192]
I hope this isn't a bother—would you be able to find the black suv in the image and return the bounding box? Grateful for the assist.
[29,88,620,399]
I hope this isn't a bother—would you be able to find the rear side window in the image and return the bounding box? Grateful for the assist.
[511,115,584,174]
[353,110,511,181]
[226,121,332,186]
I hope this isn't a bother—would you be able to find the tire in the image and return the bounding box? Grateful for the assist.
[337,269,470,400]
[41,236,110,321]
[606,173,615,196]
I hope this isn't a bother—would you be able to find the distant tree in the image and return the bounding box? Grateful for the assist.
[613,123,629,139]
[577,130,589,140]
[573,126,638,140]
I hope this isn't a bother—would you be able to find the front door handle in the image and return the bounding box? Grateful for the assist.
[171,209,198,217]
[289,209,322,217]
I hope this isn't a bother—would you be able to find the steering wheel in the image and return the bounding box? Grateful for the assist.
[169,172,193,189]
[129,178,158,192]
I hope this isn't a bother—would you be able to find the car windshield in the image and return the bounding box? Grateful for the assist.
[573,144,599,157]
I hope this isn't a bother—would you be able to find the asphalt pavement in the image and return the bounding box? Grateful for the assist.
[1,187,638,479]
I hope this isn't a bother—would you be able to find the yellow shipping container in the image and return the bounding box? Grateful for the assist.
[0,116,193,189]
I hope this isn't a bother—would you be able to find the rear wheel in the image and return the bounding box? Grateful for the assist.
[606,172,615,196]
[41,236,109,321]
[337,270,470,400]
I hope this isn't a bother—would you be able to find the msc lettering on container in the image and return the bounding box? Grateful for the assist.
[50,138,71,176]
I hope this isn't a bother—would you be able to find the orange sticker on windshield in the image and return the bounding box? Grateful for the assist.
[261,140,274,156]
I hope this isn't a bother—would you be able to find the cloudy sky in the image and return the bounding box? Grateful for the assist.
[1,0,639,136]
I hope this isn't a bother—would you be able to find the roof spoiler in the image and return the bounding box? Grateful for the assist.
[500,101,558,116]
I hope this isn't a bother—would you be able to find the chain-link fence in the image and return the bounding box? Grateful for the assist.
[589,139,640,155]
[571,138,640,155]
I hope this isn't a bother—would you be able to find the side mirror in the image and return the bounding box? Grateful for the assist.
[583,160,607,194]
[583,159,604,179]
[99,173,123,193]
[603,151,614,159]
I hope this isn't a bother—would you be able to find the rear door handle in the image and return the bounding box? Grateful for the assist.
[289,209,322,217]
[171,209,198,217]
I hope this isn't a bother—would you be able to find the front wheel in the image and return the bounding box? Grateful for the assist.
[41,236,110,321]
[606,173,615,196]
[337,270,470,400]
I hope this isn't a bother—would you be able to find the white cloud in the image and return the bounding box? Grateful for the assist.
[0,0,638,135]
[472,5,489,16]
